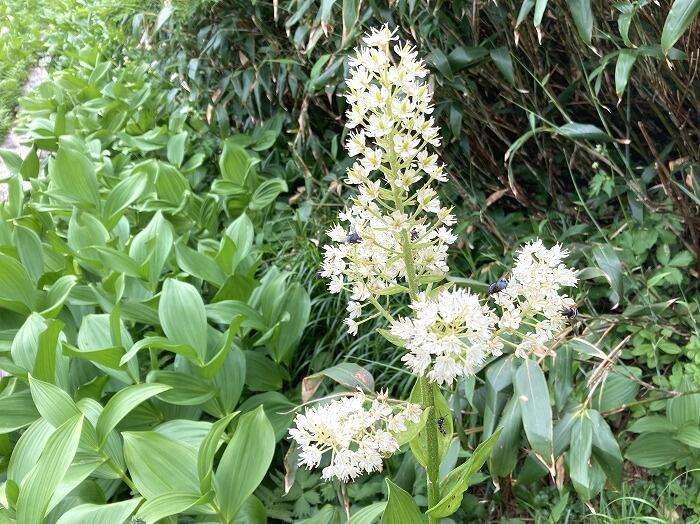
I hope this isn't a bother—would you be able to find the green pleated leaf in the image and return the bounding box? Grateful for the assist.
[55,498,142,524]
[197,413,238,492]
[136,491,213,523]
[146,370,215,406]
[159,278,208,360]
[380,478,424,524]
[0,252,37,313]
[96,383,172,444]
[214,406,275,521]
[626,433,688,468]
[50,143,99,207]
[123,431,200,498]
[16,414,84,524]
[0,389,40,433]
[589,410,622,487]
[489,394,522,477]
[668,378,700,426]
[347,502,387,524]
[676,426,700,449]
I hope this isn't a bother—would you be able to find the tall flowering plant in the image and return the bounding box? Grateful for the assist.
[290,26,578,521]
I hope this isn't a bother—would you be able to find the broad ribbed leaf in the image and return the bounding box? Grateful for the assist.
[55,499,142,524]
[198,413,238,492]
[347,502,387,524]
[137,491,212,523]
[123,431,200,499]
[0,252,36,313]
[626,433,688,468]
[96,383,171,443]
[214,406,275,520]
[0,389,40,433]
[381,479,424,524]
[159,279,208,360]
[16,415,84,524]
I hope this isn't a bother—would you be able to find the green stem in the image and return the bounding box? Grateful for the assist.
[420,377,441,523]
[400,230,419,299]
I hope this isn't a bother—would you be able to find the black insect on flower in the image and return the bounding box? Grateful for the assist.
[345,231,361,244]
[488,277,509,295]
[410,228,419,241]
[561,305,578,319]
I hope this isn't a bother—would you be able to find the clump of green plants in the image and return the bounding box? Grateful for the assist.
[0,7,310,522]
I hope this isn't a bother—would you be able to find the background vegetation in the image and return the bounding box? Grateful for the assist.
[0,0,698,522]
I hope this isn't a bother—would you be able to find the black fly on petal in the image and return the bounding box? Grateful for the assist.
[345,231,361,244]
[488,278,508,295]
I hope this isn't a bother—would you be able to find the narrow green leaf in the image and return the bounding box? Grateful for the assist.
[615,49,638,100]
[567,0,593,44]
[569,414,593,500]
[661,0,700,54]
[16,415,84,524]
[197,413,238,492]
[428,429,502,518]
[514,360,553,464]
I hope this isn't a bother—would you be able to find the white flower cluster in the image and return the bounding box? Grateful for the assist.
[288,390,422,482]
[491,239,578,358]
[390,288,502,385]
[320,26,456,335]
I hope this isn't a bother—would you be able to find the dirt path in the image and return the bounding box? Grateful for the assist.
[0,63,49,183]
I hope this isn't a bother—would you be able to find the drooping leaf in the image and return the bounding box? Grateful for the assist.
[514,359,553,464]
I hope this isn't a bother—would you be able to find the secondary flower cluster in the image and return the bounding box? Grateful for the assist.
[319,26,456,335]
[390,288,501,385]
[490,239,578,358]
[288,390,422,482]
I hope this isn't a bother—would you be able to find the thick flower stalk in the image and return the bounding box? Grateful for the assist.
[289,390,422,482]
[292,26,578,519]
